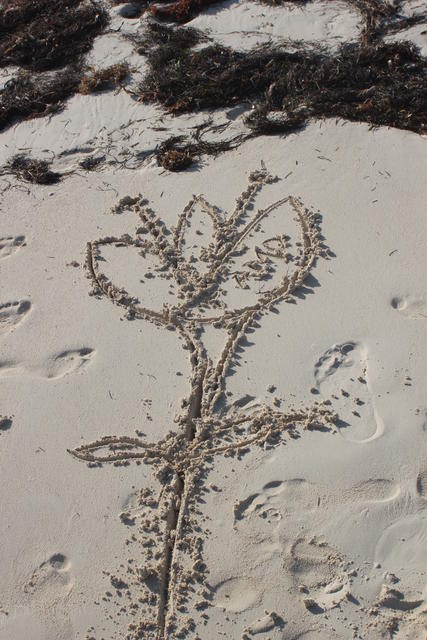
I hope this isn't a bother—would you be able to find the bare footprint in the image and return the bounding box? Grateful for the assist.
[0,235,26,259]
[376,584,424,612]
[375,513,427,573]
[234,478,319,523]
[43,348,95,379]
[244,611,284,636]
[212,576,261,613]
[0,348,95,380]
[343,478,400,504]
[24,553,73,600]
[391,296,427,320]
[313,341,384,443]
[287,537,349,611]
[0,300,31,337]
[313,341,357,387]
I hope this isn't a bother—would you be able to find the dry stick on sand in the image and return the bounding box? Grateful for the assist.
[69,167,337,638]
[0,154,62,185]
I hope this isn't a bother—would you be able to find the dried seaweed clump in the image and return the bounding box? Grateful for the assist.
[0,67,82,132]
[156,132,244,171]
[78,63,129,95]
[156,137,194,171]
[249,41,427,135]
[138,31,427,135]
[150,0,220,23]
[0,62,130,132]
[149,0,310,23]
[2,155,62,185]
[128,20,203,55]
[0,0,108,72]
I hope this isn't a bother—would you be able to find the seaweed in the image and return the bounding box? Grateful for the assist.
[0,62,130,132]
[2,155,62,185]
[78,63,129,94]
[0,0,108,72]
[137,26,427,136]
[0,67,82,132]
[149,0,310,23]
[150,0,221,23]
[155,131,244,171]
[79,155,106,171]
[127,20,203,54]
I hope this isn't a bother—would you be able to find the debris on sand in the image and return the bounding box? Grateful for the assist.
[0,67,82,132]
[79,155,106,172]
[127,20,203,54]
[155,132,244,172]
[150,0,221,23]
[0,62,130,132]
[78,63,129,95]
[137,22,426,136]
[2,155,62,185]
[156,137,194,171]
[0,0,108,72]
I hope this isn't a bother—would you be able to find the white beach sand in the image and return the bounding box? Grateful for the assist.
[1,2,426,640]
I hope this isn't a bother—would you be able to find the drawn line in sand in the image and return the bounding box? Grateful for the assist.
[69,166,337,639]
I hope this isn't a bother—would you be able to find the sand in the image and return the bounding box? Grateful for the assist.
[1,2,426,640]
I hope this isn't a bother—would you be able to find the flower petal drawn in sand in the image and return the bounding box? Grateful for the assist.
[70,166,337,639]
[85,165,323,326]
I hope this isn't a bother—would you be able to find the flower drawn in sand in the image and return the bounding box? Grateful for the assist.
[70,166,337,639]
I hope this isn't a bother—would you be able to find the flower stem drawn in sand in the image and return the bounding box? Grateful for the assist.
[69,166,337,639]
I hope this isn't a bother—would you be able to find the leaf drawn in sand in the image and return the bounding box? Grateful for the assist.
[69,166,336,639]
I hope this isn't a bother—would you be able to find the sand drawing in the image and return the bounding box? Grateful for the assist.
[69,166,338,639]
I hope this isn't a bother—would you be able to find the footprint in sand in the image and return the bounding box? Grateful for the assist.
[391,296,427,320]
[375,513,427,574]
[43,347,95,379]
[24,553,73,600]
[313,341,384,443]
[286,537,349,612]
[212,576,261,613]
[21,553,74,638]
[0,235,26,259]
[342,478,400,504]
[0,300,31,337]
[234,479,320,524]
[0,348,95,379]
